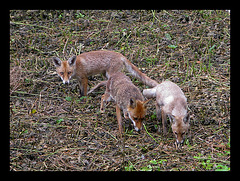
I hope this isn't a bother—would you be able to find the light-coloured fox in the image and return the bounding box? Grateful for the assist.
[53,50,158,98]
[88,72,150,134]
[143,81,190,147]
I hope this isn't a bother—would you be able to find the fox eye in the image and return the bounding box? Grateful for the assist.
[182,132,185,135]
[68,72,71,75]
[60,72,64,75]
[174,132,177,135]
[134,117,143,121]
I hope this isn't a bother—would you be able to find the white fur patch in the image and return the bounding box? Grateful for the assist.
[164,95,174,105]
[128,113,139,132]
[106,72,110,79]
[107,95,112,102]
[63,80,70,84]
[143,88,156,98]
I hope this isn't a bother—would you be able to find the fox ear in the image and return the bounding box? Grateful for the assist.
[129,98,136,108]
[143,99,151,108]
[53,57,62,67]
[68,55,77,66]
[184,113,190,124]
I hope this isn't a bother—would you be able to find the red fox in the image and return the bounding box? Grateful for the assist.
[88,72,150,134]
[53,50,158,98]
[143,81,190,147]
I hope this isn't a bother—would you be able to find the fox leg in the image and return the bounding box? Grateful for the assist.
[81,77,88,97]
[78,81,84,97]
[116,104,123,137]
[156,103,161,133]
[100,92,111,112]
[78,77,88,101]
[100,94,106,113]
[161,109,167,135]
[156,103,161,121]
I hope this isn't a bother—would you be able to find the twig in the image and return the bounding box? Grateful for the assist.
[62,38,69,55]
[143,123,159,145]
[10,21,54,30]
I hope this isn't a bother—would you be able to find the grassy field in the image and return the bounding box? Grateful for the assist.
[10,10,230,171]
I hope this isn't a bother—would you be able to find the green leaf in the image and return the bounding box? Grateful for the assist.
[125,164,134,171]
[215,164,230,171]
[165,33,172,40]
[56,118,64,124]
[151,113,156,120]
[150,160,158,164]
[158,159,167,164]
[140,165,152,171]
[168,45,177,49]
[209,44,216,53]
[31,109,37,114]
[65,96,72,101]
[23,129,28,134]
[80,96,87,100]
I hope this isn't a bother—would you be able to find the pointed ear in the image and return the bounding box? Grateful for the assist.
[129,98,136,108]
[184,113,190,124]
[143,99,151,108]
[68,55,77,66]
[53,57,62,67]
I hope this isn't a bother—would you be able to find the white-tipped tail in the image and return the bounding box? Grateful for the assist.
[143,87,157,98]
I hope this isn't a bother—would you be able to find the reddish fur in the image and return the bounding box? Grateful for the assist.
[53,50,158,99]
[99,73,149,134]
[116,104,123,137]
[127,100,148,131]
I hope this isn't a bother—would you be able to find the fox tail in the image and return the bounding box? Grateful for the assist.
[143,86,158,99]
[121,57,159,88]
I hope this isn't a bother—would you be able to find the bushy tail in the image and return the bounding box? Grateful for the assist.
[87,81,107,95]
[121,57,159,88]
[143,87,157,99]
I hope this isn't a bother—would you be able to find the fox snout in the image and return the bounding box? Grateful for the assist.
[169,113,190,148]
[128,113,143,133]
[61,76,70,84]
[62,79,70,84]
[173,129,187,148]
[58,73,71,84]
[176,136,185,147]
[172,130,186,148]
[131,120,142,133]
[127,99,150,133]
[133,121,142,133]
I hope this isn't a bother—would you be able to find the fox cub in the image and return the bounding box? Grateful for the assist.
[143,81,190,146]
[88,72,150,134]
[53,50,158,98]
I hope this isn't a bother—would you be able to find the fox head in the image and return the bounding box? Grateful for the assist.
[168,113,190,147]
[53,56,77,84]
[127,98,150,132]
